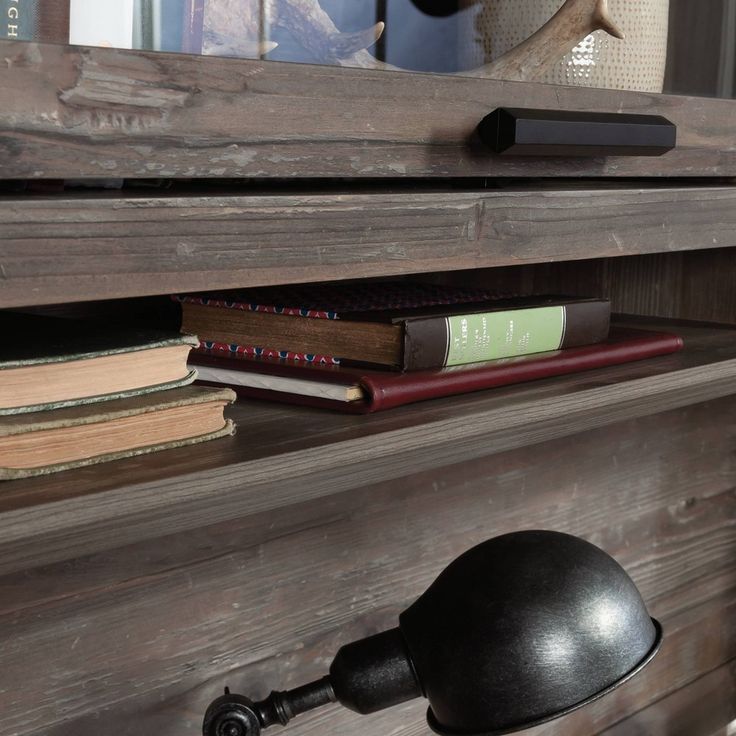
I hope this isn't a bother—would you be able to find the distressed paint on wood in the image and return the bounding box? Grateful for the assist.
[1,41,736,180]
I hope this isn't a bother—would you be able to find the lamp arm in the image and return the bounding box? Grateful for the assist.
[256,677,337,728]
[203,628,422,736]
[203,678,336,736]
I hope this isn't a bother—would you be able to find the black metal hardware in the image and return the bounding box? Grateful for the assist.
[478,107,677,157]
[203,679,337,736]
[202,530,662,736]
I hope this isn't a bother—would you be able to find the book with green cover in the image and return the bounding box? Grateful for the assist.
[0,312,199,415]
[0,384,236,480]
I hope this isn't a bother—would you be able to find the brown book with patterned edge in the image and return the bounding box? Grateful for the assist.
[177,283,610,371]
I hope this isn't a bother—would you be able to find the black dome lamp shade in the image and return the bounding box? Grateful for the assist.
[202,530,662,736]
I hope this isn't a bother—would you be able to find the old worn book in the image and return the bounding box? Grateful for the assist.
[0,312,198,415]
[1,0,69,42]
[0,385,236,480]
[177,283,611,371]
[69,0,135,48]
[191,327,684,413]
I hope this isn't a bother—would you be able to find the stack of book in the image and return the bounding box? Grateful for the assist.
[175,281,684,413]
[4,0,271,57]
[4,1,193,52]
[0,312,235,480]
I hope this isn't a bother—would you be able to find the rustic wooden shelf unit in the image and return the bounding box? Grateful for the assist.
[0,40,734,736]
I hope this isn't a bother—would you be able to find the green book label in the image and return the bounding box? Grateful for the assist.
[445,306,566,366]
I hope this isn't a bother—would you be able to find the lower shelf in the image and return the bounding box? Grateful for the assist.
[2,319,736,574]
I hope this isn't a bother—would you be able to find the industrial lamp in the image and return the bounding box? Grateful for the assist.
[202,530,662,736]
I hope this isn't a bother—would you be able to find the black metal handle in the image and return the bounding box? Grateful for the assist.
[477,107,677,157]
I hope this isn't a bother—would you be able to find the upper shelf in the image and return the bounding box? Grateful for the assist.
[2,183,736,307]
[1,41,735,180]
[0,319,735,575]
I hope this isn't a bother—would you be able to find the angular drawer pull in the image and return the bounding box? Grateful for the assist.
[478,107,677,157]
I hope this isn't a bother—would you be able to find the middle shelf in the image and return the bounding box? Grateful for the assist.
[1,319,735,575]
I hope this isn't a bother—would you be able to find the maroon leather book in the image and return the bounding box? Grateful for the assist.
[190,327,684,414]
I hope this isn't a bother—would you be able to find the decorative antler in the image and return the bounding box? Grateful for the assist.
[271,0,384,65]
[200,0,383,64]
[303,0,624,77]
[328,22,385,61]
[203,31,278,58]
[209,0,623,81]
[466,0,624,81]
[202,0,278,58]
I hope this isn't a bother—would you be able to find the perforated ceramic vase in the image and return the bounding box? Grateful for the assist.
[466,0,670,92]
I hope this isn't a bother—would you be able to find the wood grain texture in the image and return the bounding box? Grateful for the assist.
[597,660,736,736]
[2,34,734,736]
[436,246,736,325]
[0,321,734,575]
[1,41,736,180]
[533,248,736,324]
[0,396,733,735]
[664,0,730,98]
[3,186,736,307]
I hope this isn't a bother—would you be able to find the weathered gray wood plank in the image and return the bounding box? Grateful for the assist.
[597,660,736,736]
[2,186,736,307]
[1,41,735,180]
[533,249,736,324]
[1,397,733,735]
[0,321,734,575]
[430,247,736,325]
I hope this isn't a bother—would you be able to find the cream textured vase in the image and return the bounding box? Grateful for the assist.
[465,0,670,92]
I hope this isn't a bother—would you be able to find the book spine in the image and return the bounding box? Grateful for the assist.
[133,0,155,50]
[69,0,135,48]
[181,0,204,53]
[158,0,178,51]
[402,301,611,371]
[2,0,69,43]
